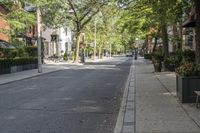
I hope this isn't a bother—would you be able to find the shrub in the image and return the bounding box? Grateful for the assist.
[71,51,75,61]
[176,62,200,76]
[0,47,17,58]
[164,57,176,66]
[24,46,37,57]
[182,49,195,62]
[0,46,37,58]
[16,48,27,57]
[11,38,25,48]
[0,58,37,69]
[176,62,196,76]
[0,58,12,69]
[151,52,164,62]
[63,52,68,61]
[144,53,152,60]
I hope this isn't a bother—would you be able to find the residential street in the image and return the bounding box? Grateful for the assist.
[0,57,132,133]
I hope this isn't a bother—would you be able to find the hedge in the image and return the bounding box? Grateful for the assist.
[24,46,37,57]
[144,53,152,60]
[0,57,38,69]
[0,46,37,58]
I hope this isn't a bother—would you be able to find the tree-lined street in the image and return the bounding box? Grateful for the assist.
[0,57,131,133]
[1,0,200,132]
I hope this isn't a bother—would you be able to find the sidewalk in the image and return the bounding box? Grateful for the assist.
[115,57,200,133]
[0,57,113,85]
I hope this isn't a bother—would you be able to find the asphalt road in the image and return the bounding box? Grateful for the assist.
[0,57,132,133]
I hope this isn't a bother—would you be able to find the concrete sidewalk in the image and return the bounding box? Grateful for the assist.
[115,57,200,133]
[136,58,200,132]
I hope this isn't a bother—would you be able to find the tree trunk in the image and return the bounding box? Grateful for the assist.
[98,47,102,59]
[74,32,80,64]
[172,24,178,52]
[178,23,183,51]
[74,22,81,64]
[194,0,200,64]
[152,37,157,52]
[161,22,169,58]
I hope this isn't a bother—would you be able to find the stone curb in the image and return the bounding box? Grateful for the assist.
[114,62,135,133]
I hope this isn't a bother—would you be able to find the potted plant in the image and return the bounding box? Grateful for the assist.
[176,62,200,103]
[164,57,176,71]
[151,52,163,72]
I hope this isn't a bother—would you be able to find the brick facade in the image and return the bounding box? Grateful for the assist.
[0,5,9,42]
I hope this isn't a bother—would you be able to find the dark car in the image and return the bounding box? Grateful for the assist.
[0,40,15,49]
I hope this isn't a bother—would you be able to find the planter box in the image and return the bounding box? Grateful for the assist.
[176,75,200,103]
[0,68,11,74]
[0,64,37,75]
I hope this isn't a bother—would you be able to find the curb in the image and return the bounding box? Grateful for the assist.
[114,62,134,133]
[0,69,64,85]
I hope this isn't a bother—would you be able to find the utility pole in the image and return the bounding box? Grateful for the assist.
[94,18,97,60]
[37,6,42,73]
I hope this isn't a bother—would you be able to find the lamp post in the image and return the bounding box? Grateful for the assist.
[37,6,42,73]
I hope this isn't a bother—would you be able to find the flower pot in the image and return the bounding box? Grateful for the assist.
[176,75,200,103]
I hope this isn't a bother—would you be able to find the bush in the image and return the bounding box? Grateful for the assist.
[0,58,38,69]
[24,46,37,57]
[11,38,25,48]
[151,52,164,62]
[144,53,152,60]
[0,47,17,58]
[176,62,196,76]
[0,58,12,69]
[0,46,37,58]
[16,48,27,57]
[63,52,68,61]
[71,51,75,61]
[182,49,195,62]
[164,57,176,66]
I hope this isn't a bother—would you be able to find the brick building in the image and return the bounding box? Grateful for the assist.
[0,5,9,42]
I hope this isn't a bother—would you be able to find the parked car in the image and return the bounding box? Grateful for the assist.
[126,52,133,57]
[0,40,15,49]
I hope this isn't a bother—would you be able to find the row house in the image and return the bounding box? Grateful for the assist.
[24,4,74,57]
[182,2,196,50]
[42,27,73,57]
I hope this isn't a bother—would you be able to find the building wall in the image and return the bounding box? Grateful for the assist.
[42,27,73,57]
[0,6,9,42]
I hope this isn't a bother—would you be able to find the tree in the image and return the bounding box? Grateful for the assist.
[0,0,35,37]
[66,0,107,63]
